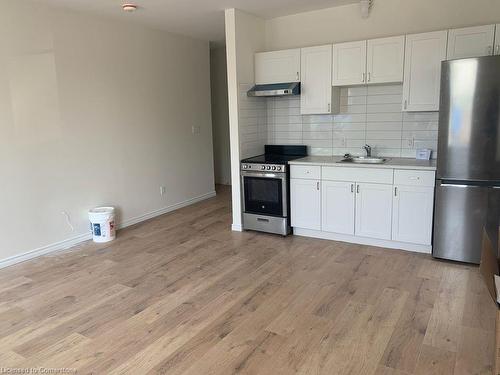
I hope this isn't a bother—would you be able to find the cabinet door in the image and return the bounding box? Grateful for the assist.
[367,36,405,84]
[447,25,495,59]
[255,49,301,84]
[495,24,500,55]
[403,30,448,112]
[300,45,332,115]
[332,40,367,86]
[355,183,393,240]
[392,185,434,245]
[321,181,355,235]
[291,179,321,230]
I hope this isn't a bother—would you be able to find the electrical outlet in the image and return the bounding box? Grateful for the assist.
[191,126,201,135]
[160,186,166,196]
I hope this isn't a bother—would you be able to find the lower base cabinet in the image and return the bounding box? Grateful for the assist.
[291,178,321,230]
[354,183,393,240]
[321,181,356,235]
[290,165,435,250]
[392,185,434,245]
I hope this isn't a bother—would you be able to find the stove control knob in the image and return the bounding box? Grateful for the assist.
[266,166,271,170]
[243,165,248,169]
[272,166,276,170]
[277,166,282,171]
[261,165,266,170]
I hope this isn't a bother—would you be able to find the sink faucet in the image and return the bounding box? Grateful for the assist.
[363,144,372,157]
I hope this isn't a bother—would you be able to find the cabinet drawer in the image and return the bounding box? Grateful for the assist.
[394,169,435,187]
[322,167,393,184]
[290,165,321,179]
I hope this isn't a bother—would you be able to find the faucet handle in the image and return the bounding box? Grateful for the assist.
[363,144,372,157]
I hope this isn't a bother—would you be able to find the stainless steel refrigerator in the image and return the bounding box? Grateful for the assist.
[433,55,500,264]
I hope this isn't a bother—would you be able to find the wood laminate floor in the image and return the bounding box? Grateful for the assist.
[0,185,495,374]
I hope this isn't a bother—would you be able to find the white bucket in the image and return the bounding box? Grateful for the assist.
[88,207,116,243]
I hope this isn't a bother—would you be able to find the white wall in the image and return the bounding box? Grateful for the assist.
[210,47,231,185]
[225,9,265,231]
[0,1,214,263]
[266,0,500,50]
[265,0,500,50]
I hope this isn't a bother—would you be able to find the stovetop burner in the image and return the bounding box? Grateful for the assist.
[241,145,307,165]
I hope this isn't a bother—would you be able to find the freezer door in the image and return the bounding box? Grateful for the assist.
[437,56,500,181]
[433,181,500,263]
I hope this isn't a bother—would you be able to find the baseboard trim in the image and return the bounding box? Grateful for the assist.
[231,224,243,232]
[0,190,217,269]
[293,228,432,254]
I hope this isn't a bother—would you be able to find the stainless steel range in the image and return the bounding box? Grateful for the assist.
[241,145,307,236]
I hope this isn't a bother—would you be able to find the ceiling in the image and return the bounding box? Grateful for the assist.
[32,0,359,43]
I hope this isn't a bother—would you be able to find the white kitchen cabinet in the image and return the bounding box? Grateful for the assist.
[367,36,405,84]
[332,36,404,86]
[291,178,321,230]
[355,183,393,240]
[300,45,334,115]
[321,181,355,235]
[447,25,495,59]
[403,30,448,112]
[332,40,367,86]
[495,24,500,55]
[392,185,434,245]
[254,49,301,85]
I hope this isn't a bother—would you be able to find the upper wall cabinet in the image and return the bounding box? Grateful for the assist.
[254,49,300,85]
[367,36,405,84]
[495,24,500,55]
[447,25,495,59]
[403,30,448,112]
[332,36,405,86]
[301,45,335,115]
[332,40,367,86]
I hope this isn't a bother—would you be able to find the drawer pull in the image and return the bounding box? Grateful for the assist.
[409,176,420,180]
[257,218,269,222]
[351,183,354,193]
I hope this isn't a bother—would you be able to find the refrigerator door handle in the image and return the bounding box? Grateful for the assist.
[440,183,483,188]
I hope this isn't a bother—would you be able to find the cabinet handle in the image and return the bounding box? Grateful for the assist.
[356,184,360,194]
[351,183,354,193]
[367,72,371,82]
[317,181,320,191]
[296,71,299,81]
[404,99,408,110]
[328,103,331,112]
[361,73,365,83]
[488,45,493,55]
[394,187,398,196]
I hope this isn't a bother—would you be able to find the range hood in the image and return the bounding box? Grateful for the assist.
[247,82,300,97]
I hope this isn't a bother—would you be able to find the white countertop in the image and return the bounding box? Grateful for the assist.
[289,156,437,171]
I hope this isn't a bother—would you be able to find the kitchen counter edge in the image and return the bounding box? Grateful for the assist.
[289,156,437,171]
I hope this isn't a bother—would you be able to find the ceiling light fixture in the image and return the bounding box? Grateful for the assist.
[360,0,372,18]
[122,3,137,12]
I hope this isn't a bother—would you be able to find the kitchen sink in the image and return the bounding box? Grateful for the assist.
[340,156,387,164]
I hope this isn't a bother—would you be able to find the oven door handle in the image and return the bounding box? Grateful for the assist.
[241,171,286,180]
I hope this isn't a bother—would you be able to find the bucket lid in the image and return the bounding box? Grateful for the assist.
[89,206,115,214]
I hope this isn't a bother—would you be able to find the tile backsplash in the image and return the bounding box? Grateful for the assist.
[239,83,268,159]
[266,84,438,158]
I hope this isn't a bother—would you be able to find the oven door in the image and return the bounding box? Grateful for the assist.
[241,171,287,217]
